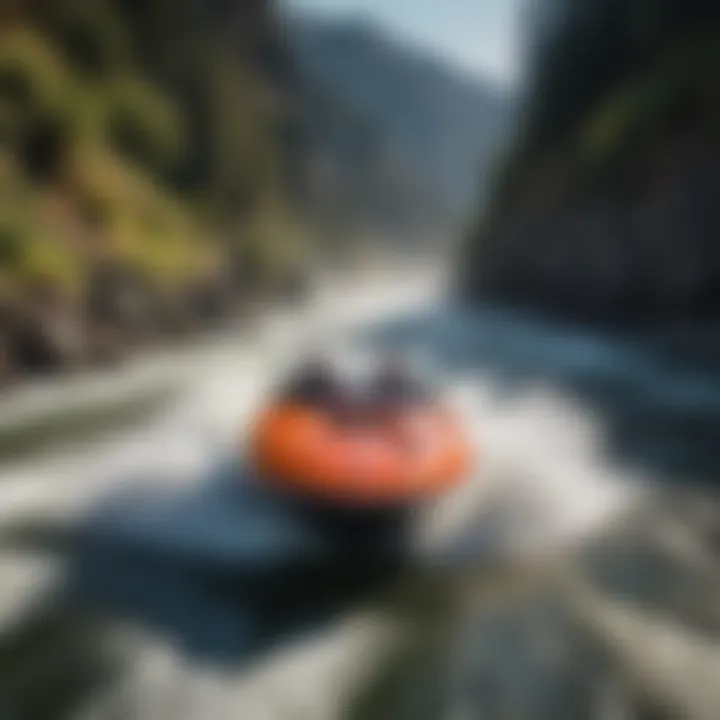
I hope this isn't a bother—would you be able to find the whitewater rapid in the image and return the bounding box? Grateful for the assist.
[0,270,646,719]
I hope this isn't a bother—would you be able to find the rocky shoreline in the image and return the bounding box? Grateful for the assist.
[0,265,310,389]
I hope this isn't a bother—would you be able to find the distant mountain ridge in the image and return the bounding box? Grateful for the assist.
[288,15,513,227]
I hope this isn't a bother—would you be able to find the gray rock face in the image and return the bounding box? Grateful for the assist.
[460,0,720,323]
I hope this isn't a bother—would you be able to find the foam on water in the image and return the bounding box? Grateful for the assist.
[54,272,636,569]
[0,270,648,719]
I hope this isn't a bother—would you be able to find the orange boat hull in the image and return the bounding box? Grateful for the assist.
[249,403,473,509]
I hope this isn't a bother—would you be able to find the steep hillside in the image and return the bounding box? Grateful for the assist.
[288,16,512,226]
[461,0,720,322]
[0,0,298,378]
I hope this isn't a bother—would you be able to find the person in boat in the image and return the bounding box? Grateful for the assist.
[279,355,341,407]
[277,354,434,421]
[369,355,435,410]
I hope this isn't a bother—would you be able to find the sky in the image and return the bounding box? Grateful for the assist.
[282,0,526,88]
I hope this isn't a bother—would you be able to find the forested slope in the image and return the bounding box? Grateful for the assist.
[0,0,299,378]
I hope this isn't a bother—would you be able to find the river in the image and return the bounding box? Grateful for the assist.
[0,270,719,720]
